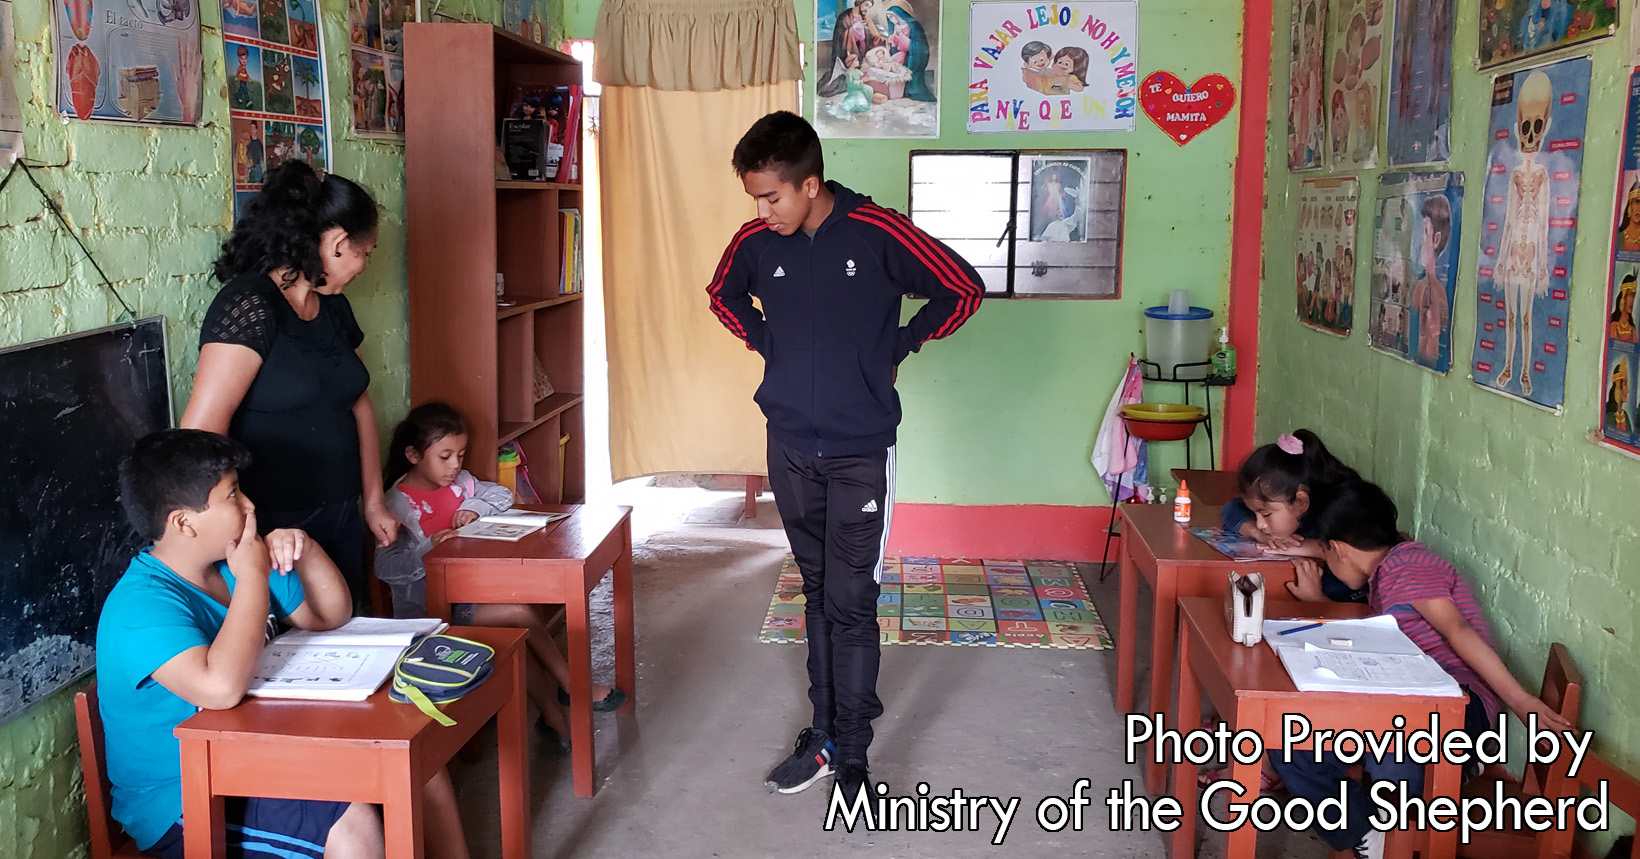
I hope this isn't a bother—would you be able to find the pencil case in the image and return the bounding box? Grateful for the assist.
[389,633,495,726]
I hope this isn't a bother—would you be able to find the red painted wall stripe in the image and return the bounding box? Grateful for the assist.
[1223,0,1274,468]
[887,503,1122,564]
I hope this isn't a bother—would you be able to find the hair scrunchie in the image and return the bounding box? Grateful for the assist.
[1277,433,1305,455]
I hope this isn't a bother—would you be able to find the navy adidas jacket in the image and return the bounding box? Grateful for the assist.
[708,182,983,456]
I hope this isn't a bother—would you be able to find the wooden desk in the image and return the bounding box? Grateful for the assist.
[1169,598,1465,859]
[175,626,529,859]
[424,503,636,797]
[1170,468,1241,507]
[1114,504,1297,791]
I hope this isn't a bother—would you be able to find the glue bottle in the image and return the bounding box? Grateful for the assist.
[1212,327,1237,378]
[1174,480,1192,524]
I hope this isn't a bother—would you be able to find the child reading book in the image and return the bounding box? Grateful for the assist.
[376,403,626,744]
[97,429,472,859]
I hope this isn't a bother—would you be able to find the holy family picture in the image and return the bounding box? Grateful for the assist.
[814,0,939,138]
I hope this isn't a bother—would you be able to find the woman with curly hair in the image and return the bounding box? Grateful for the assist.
[180,161,391,608]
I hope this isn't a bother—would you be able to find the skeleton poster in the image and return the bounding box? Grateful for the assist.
[1295,177,1360,337]
[816,0,940,138]
[1370,172,1463,373]
[1386,0,1452,166]
[1480,0,1615,69]
[965,1,1139,134]
[1471,57,1591,410]
[1599,71,1640,452]
[1324,0,1384,170]
[1287,0,1325,170]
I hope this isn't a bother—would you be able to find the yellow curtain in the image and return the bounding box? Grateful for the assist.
[594,0,801,92]
[599,82,797,481]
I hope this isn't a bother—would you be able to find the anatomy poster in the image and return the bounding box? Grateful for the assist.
[1385,0,1452,166]
[1370,171,1463,373]
[816,0,940,138]
[1600,71,1640,452]
[54,0,202,124]
[1295,177,1360,337]
[1480,0,1615,69]
[966,1,1139,134]
[1287,0,1325,170]
[1472,57,1591,410]
[1,0,21,160]
[222,0,330,218]
[1324,0,1384,170]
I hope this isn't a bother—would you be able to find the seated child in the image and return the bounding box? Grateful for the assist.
[97,429,471,859]
[375,403,626,743]
[1271,479,1572,859]
[1223,429,1369,603]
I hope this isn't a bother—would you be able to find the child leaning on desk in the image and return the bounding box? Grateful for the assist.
[1223,429,1370,604]
[1271,479,1571,859]
[375,403,625,748]
[95,430,473,859]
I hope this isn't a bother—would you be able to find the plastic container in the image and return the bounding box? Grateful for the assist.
[1144,304,1216,380]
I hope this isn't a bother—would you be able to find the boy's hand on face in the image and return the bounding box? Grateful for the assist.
[264,528,307,574]
[451,510,478,529]
[1284,559,1328,602]
[226,510,272,582]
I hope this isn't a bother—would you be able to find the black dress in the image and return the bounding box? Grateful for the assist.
[200,272,371,595]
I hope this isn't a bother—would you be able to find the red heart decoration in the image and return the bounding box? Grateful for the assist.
[1139,72,1237,146]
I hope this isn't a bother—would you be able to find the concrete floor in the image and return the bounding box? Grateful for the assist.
[451,481,1328,858]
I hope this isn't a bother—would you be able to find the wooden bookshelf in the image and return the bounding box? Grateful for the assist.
[405,23,585,503]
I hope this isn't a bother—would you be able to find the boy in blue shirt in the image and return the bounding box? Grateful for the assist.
[97,429,471,859]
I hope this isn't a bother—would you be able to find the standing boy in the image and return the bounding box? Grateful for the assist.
[707,111,983,800]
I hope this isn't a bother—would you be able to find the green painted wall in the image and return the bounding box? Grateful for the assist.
[800,0,1242,505]
[1258,0,1640,778]
[0,0,502,851]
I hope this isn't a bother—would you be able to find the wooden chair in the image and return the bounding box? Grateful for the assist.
[1457,643,1584,859]
[73,684,147,859]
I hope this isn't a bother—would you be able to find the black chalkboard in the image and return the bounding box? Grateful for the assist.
[0,318,171,724]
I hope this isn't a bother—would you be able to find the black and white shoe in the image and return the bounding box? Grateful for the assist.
[833,759,871,805]
[764,728,835,794]
[1351,829,1385,859]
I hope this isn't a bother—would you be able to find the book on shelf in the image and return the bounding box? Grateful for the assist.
[455,510,571,541]
[501,118,549,181]
[246,617,447,701]
[559,209,584,295]
[503,83,581,182]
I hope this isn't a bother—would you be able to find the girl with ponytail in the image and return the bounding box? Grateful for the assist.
[181,160,393,609]
[1223,428,1368,603]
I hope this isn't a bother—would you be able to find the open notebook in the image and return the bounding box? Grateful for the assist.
[1264,615,1463,698]
[246,617,447,701]
[455,511,572,542]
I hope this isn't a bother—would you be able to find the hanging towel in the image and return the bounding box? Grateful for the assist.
[1091,356,1147,502]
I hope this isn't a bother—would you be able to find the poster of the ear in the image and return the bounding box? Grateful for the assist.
[1470,57,1590,411]
[221,0,331,218]
[1479,0,1614,69]
[1598,70,1640,453]
[966,1,1139,134]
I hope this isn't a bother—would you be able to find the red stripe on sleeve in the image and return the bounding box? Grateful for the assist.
[849,207,981,341]
[706,220,767,343]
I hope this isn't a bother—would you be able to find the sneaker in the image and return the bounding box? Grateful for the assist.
[833,760,871,805]
[764,728,835,794]
[1351,829,1385,859]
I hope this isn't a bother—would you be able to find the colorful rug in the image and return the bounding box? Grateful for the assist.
[758,556,1112,649]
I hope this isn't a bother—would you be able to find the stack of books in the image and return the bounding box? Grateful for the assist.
[560,208,583,295]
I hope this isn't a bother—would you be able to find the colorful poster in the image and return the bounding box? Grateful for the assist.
[222,0,329,217]
[1386,0,1451,166]
[1598,71,1640,453]
[965,1,1138,134]
[1295,177,1360,337]
[349,0,411,137]
[1479,0,1615,69]
[1,0,21,161]
[1370,171,1464,373]
[815,0,940,138]
[1471,57,1591,410]
[53,0,201,124]
[1287,0,1325,171]
[1324,0,1383,170]
[503,0,547,44]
